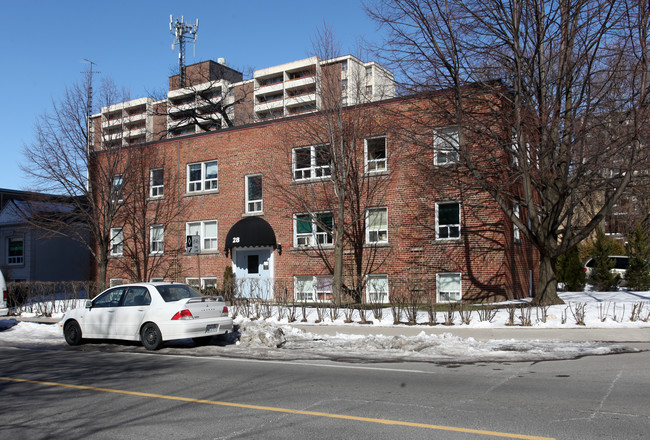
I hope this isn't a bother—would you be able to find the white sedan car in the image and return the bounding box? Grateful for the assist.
[60,282,233,350]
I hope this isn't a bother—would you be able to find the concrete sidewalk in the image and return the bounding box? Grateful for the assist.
[8,316,650,344]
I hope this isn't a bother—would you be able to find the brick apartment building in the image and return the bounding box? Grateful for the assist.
[90,55,537,303]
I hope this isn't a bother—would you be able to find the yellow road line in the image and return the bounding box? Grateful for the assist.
[1,376,554,440]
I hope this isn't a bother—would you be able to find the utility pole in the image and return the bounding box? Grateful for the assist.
[170,15,199,88]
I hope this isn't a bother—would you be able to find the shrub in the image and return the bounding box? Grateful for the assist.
[557,246,585,291]
[587,228,621,291]
[625,223,650,291]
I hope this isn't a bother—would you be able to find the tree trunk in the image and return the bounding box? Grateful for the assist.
[533,253,564,305]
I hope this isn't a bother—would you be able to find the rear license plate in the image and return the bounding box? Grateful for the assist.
[205,324,218,333]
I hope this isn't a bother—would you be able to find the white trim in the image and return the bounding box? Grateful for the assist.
[366,207,388,244]
[364,136,387,174]
[187,160,219,193]
[435,202,461,240]
[245,174,263,214]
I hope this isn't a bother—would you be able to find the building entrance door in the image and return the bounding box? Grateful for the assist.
[233,247,273,299]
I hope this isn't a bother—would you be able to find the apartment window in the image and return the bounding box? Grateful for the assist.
[294,213,333,247]
[365,137,387,173]
[186,277,217,290]
[150,168,164,198]
[186,220,218,251]
[366,85,373,96]
[7,237,24,265]
[293,275,333,302]
[436,202,461,240]
[367,208,388,244]
[341,60,348,72]
[110,228,123,256]
[342,79,348,91]
[434,127,460,165]
[150,225,164,255]
[367,275,389,303]
[246,174,263,213]
[294,276,314,301]
[187,160,218,193]
[292,145,331,181]
[437,273,462,302]
[366,66,372,78]
[109,278,124,288]
[112,174,124,202]
[513,203,521,242]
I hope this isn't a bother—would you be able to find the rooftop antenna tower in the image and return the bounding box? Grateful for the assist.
[170,15,199,88]
[82,59,99,116]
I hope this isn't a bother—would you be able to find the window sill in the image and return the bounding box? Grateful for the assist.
[434,238,462,244]
[291,177,332,185]
[149,253,164,257]
[243,211,264,217]
[363,170,389,177]
[148,196,164,201]
[290,244,335,251]
[365,241,390,248]
[185,189,219,197]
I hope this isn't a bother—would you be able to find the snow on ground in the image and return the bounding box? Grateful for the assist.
[0,289,647,364]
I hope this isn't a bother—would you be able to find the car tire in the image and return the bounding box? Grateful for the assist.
[64,321,83,346]
[141,323,163,350]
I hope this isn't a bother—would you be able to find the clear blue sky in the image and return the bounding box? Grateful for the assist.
[0,0,384,191]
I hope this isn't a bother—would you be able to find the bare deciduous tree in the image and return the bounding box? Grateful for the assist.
[367,0,649,304]
[22,74,133,289]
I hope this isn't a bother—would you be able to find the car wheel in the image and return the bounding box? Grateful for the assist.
[192,336,212,346]
[64,321,83,346]
[141,323,163,350]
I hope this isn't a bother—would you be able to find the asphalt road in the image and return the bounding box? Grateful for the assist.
[1,342,649,440]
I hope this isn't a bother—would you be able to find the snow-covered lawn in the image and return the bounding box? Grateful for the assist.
[0,289,647,364]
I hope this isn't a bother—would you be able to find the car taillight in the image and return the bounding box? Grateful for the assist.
[222,306,229,314]
[2,289,6,301]
[171,309,193,320]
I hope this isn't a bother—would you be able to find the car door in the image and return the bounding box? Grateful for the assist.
[112,286,152,339]
[82,287,127,338]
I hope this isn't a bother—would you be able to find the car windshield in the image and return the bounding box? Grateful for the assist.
[155,284,202,302]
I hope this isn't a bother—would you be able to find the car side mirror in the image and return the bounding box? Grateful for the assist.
[85,300,93,309]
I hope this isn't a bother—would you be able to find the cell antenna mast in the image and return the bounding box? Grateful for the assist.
[82,59,99,116]
[170,15,199,88]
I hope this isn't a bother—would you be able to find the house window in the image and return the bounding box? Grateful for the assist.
[110,228,123,256]
[150,225,164,255]
[109,278,124,287]
[367,275,389,303]
[434,127,460,165]
[7,237,24,265]
[186,277,217,290]
[294,276,314,301]
[315,276,333,301]
[186,220,218,252]
[367,208,388,244]
[112,174,124,202]
[365,137,387,173]
[294,213,333,246]
[513,203,521,242]
[246,174,263,213]
[437,273,462,302]
[293,145,331,181]
[436,202,460,239]
[150,168,164,198]
[187,160,218,193]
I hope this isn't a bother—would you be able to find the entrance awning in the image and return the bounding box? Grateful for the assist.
[224,216,277,256]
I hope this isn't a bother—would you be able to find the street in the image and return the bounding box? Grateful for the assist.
[1,342,648,439]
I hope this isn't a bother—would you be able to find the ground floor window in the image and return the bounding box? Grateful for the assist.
[7,237,24,265]
[437,273,462,302]
[109,278,124,287]
[294,275,333,301]
[366,275,389,303]
[186,277,218,290]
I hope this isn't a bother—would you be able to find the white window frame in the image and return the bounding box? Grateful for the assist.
[187,160,219,193]
[186,277,217,290]
[150,168,164,198]
[366,207,388,244]
[365,136,387,173]
[437,273,462,302]
[366,275,389,303]
[149,225,164,255]
[110,228,123,257]
[294,276,315,301]
[186,220,218,252]
[434,127,460,165]
[109,278,124,288]
[6,236,24,265]
[293,212,334,247]
[292,145,331,181]
[245,174,263,213]
[436,202,461,240]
